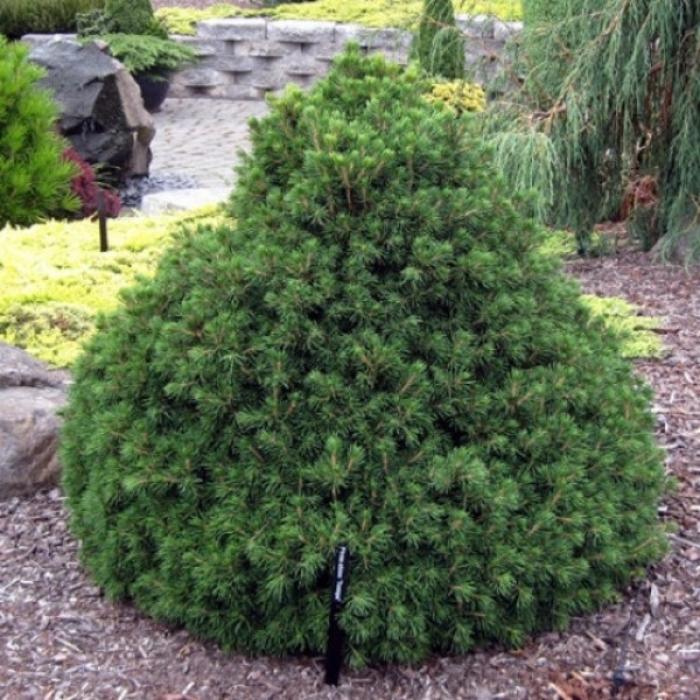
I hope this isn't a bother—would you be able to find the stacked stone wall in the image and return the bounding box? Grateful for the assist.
[170,15,522,100]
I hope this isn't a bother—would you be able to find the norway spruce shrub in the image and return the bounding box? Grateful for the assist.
[60,46,667,667]
[0,37,78,228]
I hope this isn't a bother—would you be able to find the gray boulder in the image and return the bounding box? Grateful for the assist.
[25,37,155,180]
[0,343,71,499]
[651,219,700,266]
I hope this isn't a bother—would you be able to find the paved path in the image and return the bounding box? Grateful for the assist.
[150,98,270,189]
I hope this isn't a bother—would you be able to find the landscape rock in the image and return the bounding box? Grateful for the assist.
[25,37,155,181]
[0,343,71,499]
[651,224,700,266]
[140,186,230,215]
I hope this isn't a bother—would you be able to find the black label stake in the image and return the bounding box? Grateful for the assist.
[97,190,108,252]
[324,544,350,686]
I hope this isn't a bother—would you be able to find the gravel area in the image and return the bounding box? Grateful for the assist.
[119,173,200,208]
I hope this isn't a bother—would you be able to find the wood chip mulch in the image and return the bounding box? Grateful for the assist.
[1,248,699,699]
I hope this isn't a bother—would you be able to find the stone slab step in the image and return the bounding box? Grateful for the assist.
[140,187,231,215]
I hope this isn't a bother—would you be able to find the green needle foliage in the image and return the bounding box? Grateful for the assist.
[60,46,667,667]
[497,0,700,258]
[94,33,197,74]
[0,37,78,229]
[78,0,168,39]
[0,0,106,39]
[104,0,160,34]
[414,0,465,79]
[521,0,607,106]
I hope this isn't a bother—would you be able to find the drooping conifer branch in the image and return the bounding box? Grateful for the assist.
[489,0,700,259]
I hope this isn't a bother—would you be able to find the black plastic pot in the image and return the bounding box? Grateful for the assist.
[134,72,170,113]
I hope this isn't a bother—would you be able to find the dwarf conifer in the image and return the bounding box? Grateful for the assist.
[0,37,78,229]
[105,0,158,34]
[60,46,667,667]
[414,0,465,79]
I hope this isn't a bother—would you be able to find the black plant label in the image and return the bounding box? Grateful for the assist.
[325,544,350,686]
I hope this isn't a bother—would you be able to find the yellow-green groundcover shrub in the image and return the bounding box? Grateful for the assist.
[158,0,523,36]
[426,80,487,114]
[0,211,663,369]
[0,208,220,367]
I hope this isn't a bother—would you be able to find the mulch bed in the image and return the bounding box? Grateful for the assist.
[2,248,699,699]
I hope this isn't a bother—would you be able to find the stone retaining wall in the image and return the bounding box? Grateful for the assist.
[170,15,522,100]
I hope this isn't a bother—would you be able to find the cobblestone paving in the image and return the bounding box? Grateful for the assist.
[150,97,270,188]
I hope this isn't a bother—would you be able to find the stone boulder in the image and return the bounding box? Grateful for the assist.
[651,220,700,266]
[0,343,71,499]
[25,37,155,181]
